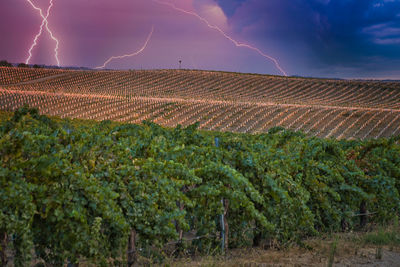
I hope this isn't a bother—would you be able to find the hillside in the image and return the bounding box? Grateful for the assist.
[1,66,399,139]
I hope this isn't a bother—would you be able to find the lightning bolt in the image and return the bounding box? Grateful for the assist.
[153,0,287,76]
[95,26,155,69]
[25,0,60,66]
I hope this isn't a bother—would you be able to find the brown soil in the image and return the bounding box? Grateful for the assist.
[162,233,400,267]
[163,247,400,267]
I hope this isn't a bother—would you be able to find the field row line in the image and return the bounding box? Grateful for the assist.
[1,88,400,113]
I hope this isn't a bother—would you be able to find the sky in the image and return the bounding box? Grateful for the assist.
[0,0,399,79]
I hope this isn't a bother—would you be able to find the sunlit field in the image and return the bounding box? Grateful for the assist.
[1,66,400,140]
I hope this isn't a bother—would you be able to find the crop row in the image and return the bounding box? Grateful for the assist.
[0,66,64,85]
[1,106,400,266]
[2,68,400,110]
[1,89,399,139]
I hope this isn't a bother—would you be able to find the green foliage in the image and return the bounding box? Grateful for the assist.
[17,63,29,68]
[363,229,400,246]
[328,238,338,267]
[0,60,13,67]
[0,107,399,265]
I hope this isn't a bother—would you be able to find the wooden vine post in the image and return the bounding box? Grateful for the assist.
[359,201,368,228]
[0,232,7,266]
[223,198,229,252]
[127,229,137,267]
[215,137,229,254]
[175,199,185,254]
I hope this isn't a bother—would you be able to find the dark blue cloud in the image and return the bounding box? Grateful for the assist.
[216,0,400,78]
[215,0,245,16]
[312,0,400,61]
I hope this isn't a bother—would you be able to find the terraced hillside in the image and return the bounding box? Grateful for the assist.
[1,66,399,139]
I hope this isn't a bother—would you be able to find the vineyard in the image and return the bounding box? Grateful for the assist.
[1,66,400,139]
[1,67,400,265]
[0,107,399,266]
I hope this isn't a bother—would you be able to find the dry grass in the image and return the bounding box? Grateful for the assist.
[158,226,400,267]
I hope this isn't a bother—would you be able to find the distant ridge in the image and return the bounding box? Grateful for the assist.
[4,62,400,81]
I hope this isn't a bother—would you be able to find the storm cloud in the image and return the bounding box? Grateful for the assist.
[215,0,400,78]
[0,0,399,78]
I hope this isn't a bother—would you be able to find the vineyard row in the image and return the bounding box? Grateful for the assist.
[1,89,399,139]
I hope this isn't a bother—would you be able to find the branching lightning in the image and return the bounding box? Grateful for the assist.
[25,0,60,66]
[153,0,287,76]
[95,26,155,69]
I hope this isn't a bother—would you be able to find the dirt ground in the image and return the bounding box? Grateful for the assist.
[165,247,400,267]
[163,233,400,267]
[6,231,400,266]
